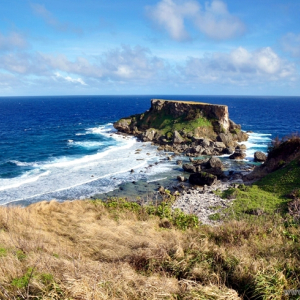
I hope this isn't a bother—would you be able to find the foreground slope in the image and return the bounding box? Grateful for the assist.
[0,198,299,299]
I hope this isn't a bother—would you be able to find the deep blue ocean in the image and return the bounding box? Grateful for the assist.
[0,95,300,205]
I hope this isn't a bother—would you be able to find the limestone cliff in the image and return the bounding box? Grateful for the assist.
[114,99,248,156]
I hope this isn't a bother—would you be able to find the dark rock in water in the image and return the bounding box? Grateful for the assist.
[130,169,134,173]
[223,147,234,154]
[167,156,172,160]
[176,160,182,165]
[177,175,186,182]
[229,150,246,160]
[183,163,196,173]
[205,167,224,178]
[192,158,209,166]
[254,151,267,162]
[208,157,223,169]
[189,172,217,186]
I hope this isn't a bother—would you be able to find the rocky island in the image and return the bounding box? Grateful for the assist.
[114,99,249,158]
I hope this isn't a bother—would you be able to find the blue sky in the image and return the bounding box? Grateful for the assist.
[0,0,299,96]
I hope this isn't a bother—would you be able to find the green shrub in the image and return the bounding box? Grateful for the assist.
[208,213,221,221]
[11,267,34,289]
[0,247,7,257]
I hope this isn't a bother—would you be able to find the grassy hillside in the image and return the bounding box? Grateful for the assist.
[218,145,300,219]
[0,197,300,299]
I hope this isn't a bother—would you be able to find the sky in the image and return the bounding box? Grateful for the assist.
[0,0,299,96]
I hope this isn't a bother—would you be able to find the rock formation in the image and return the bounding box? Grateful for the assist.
[114,99,248,156]
[244,136,300,181]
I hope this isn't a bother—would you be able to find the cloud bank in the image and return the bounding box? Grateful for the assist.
[0,44,295,94]
[181,47,296,85]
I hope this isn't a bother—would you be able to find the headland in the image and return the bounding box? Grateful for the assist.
[114,99,249,158]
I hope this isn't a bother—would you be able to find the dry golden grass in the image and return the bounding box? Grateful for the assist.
[0,199,299,299]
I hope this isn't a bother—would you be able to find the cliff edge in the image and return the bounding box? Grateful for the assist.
[114,99,248,156]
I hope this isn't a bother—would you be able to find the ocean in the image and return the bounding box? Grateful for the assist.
[0,95,300,206]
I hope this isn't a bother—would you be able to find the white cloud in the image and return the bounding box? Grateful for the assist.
[147,0,199,41]
[54,72,87,85]
[180,47,296,84]
[193,0,245,40]
[147,0,245,41]
[100,45,166,80]
[281,33,300,57]
[0,32,27,51]
[0,46,168,86]
[42,54,101,77]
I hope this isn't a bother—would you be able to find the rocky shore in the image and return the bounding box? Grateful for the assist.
[172,181,232,225]
[111,99,269,224]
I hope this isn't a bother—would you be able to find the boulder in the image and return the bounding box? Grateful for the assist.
[205,167,225,178]
[189,172,217,186]
[223,147,235,154]
[190,145,203,154]
[229,150,246,160]
[217,133,234,147]
[113,118,132,133]
[187,132,194,138]
[236,144,247,151]
[182,163,196,173]
[229,119,241,131]
[208,157,223,169]
[142,128,157,141]
[214,141,226,149]
[236,131,249,142]
[158,186,165,193]
[201,138,211,148]
[254,151,267,162]
[192,137,203,144]
[202,148,213,155]
[176,160,182,165]
[173,130,185,144]
[177,176,186,182]
[192,158,209,166]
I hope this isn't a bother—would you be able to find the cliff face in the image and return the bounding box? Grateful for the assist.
[114,99,248,156]
[150,99,230,131]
